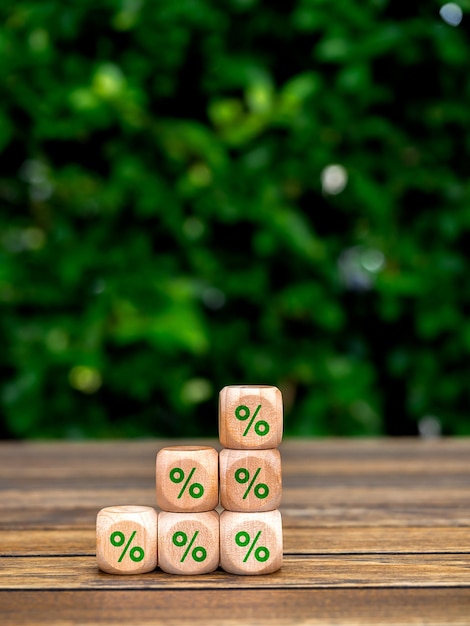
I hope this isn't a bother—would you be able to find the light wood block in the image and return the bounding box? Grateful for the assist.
[219,385,283,450]
[156,445,219,513]
[219,448,282,512]
[158,511,220,575]
[220,510,283,575]
[96,505,157,575]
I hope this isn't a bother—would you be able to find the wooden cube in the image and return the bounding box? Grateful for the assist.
[96,505,158,575]
[219,448,282,512]
[220,510,283,575]
[219,385,283,450]
[158,511,219,575]
[156,445,219,513]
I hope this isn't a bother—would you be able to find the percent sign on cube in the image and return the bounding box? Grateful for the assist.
[235,530,270,563]
[235,404,269,437]
[172,530,207,563]
[170,467,204,499]
[235,467,269,500]
[109,530,144,562]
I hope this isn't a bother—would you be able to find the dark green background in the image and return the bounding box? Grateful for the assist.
[1,0,470,439]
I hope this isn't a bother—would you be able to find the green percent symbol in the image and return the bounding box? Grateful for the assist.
[235,467,269,500]
[172,530,207,563]
[170,467,204,499]
[110,530,145,562]
[235,530,270,563]
[235,404,269,437]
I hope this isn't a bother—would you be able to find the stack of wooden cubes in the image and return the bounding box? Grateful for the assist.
[96,385,283,576]
[218,385,283,575]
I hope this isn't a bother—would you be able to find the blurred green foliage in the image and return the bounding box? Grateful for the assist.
[1,0,470,439]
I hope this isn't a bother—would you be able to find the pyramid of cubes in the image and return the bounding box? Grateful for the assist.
[96,385,283,576]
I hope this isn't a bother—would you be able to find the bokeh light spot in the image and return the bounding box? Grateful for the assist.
[321,164,348,195]
[69,366,102,394]
[181,378,213,405]
[439,3,463,26]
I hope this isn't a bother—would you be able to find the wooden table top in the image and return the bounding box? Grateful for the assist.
[1,438,469,624]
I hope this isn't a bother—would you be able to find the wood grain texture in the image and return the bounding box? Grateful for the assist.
[1,438,469,624]
[2,554,470,589]
[2,589,470,626]
[3,526,470,556]
[2,439,469,529]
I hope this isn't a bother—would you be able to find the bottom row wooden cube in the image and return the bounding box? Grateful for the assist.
[220,510,282,576]
[158,510,219,575]
[96,505,158,575]
[96,506,282,576]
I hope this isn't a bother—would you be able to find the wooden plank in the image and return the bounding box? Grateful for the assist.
[3,493,470,528]
[1,554,470,589]
[283,526,470,554]
[1,439,470,473]
[0,530,95,555]
[281,501,470,528]
[1,440,469,532]
[2,588,470,626]
[2,507,469,529]
[2,526,470,557]
[3,473,470,492]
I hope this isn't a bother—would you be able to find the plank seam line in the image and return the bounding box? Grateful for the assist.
[2,584,470,592]
[287,551,470,556]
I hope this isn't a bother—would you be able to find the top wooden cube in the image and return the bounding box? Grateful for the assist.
[219,385,283,449]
